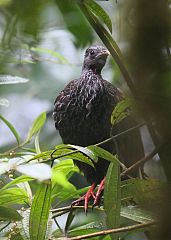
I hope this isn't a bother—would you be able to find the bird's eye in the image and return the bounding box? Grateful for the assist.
[89,50,95,55]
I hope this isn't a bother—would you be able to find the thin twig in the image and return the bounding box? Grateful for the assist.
[52,205,102,218]
[96,121,146,147]
[50,121,147,161]
[66,221,157,240]
[121,147,159,177]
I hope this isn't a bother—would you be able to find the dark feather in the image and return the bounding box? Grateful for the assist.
[53,45,144,184]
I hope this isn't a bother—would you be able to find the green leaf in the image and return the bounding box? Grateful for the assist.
[0,114,20,145]
[88,145,120,165]
[69,144,97,162]
[35,132,41,154]
[1,175,34,190]
[111,98,133,125]
[121,206,156,223]
[29,182,52,240]
[104,162,121,240]
[121,179,163,207]
[52,169,77,192]
[0,206,22,221]
[16,163,52,181]
[65,211,75,233]
[84,0,112,33]
[26,112,46,142]
[0,75,29,84]
[77,2,125,79]
[52,159,79,179]
[0,188,29,206]
[0,98,9,107]
[29,46,71,65]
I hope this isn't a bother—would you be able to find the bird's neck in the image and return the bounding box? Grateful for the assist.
[81,68,102,77]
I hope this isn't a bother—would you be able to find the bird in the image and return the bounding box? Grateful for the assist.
[53,45,144,212]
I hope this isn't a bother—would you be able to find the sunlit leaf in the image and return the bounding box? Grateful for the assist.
[104,162,121,240]
[26,112,46,142]
[29,182,52,240]
[0,188,29,206]
[111,98,133,125]
[2,175,34,190]
[52,159,79,178]
[16,163,52,181]
[84,0,112,33]
[88,145,120,165]
[0,206,22,221]
[0,75,29,84]
[35,132,41,154]
[69,144,97,162]
[0,114,20,145]
[52,169,75,189]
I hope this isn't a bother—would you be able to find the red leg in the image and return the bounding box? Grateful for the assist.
[93,177,105,206]
[71,183,96,214]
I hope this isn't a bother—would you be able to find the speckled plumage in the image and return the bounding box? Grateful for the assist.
[53,46,144,184]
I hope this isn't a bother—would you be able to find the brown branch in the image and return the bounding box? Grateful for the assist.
[52,205,102,218]
[121,147,160,177]
[50,121,147,161]
[66,221,157,240]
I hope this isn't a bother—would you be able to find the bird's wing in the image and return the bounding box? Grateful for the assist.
[103,79,124,104]
[53,79,78,129]
[103,80,145,177]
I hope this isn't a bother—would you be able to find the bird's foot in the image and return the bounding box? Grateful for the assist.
[93,177,105,207]
[71,183,96,214]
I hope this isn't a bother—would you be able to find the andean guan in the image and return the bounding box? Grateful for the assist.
[53,45,144,212]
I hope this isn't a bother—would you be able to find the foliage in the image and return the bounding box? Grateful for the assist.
[0,108,160,239]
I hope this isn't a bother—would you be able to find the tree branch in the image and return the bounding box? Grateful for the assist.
[120,146,160,177]
[66,221,157,240]
[50,121,147,160]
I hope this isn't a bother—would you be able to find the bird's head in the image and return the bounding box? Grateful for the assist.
[82,45,110,74]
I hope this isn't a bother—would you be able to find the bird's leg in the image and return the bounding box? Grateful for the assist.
[93,177,106,206]
[71,183,96,214]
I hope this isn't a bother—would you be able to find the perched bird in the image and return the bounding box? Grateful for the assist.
[53,45,144,212]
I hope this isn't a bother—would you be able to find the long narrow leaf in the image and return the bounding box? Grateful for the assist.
[0,75,29,84]
[77,2,135,93]
[2,175,33,190]
[84,0,112,33]
[0,115,20,145]
[26,112,46,142]
[29,182,52,240]
[104,162,121,240]
[0,188,29,206]
[121,206,156,223]
[111,98,133,125]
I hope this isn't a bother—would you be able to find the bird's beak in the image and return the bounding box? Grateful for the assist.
[97,49,110,58]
